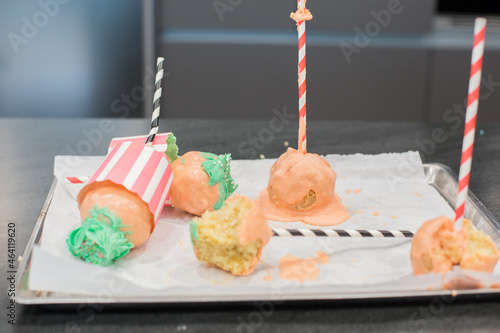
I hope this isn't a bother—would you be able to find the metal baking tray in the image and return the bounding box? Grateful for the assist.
[15,163,500,305]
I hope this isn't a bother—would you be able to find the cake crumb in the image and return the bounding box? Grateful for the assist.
[314,251,331,265]
[264,268,273,281]
[260,154,265,159]
[383,222,388,226]
[346,189,352,194]
[490,283,500,289]
[161,274,171,286]
[391,216,397,219]
[372,211,379,216]
[415,193,422,197]
[350,258,359,263]
[284,141,289,147]
[178,240,184,246]
[353,188,362,194]
[357,210,363,214]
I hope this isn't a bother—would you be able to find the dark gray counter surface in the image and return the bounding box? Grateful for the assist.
[2,118,500,333]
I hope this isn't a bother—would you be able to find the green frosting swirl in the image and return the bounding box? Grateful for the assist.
[165,133,179,164]
[200,152,238,210]
[66,206,133,266]
[189,220,198,242]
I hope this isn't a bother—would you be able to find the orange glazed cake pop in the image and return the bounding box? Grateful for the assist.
[256,147,349,226]
[410,216,500,275]
[169,151,238,216]
[68,140,174,266]
[189,195,272,276]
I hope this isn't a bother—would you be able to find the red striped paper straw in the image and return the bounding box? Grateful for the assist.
[295,0,309,154]
[455,17,487,230]
[65,176,90,184]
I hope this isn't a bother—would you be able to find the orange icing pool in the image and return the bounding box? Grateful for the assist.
[279,255,320,284]
[279,251,331,284]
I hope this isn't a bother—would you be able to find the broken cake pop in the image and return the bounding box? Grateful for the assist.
[410,216,500,275]
[189,195,272,276]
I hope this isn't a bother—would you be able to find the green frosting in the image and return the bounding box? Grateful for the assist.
[66,206,133,266]
[165,133,179,164]
[200,152,238,210]
[189,220,198,242]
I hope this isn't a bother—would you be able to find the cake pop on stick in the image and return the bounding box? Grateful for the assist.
[410,19,500,275]
[256,3,349,226]
[67,58,173,266]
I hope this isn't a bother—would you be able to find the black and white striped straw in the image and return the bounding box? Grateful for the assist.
[272,229,414,238]
[145,57,165,146]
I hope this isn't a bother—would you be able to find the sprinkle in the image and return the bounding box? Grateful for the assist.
[391,216,397,219]
[346,189,352,194]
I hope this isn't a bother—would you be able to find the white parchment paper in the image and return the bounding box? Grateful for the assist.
[28,152,500,298]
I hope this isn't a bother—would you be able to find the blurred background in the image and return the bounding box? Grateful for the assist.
[0,0,499,121]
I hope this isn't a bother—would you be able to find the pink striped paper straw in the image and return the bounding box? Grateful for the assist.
[455,17,487,230]
[291,0,311,154]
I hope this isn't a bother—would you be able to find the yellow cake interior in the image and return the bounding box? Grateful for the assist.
[295,190,317,210]
[440,230,463,265]
[190,197,263,275]
[462,220,498,259]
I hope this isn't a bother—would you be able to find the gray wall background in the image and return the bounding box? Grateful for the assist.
[0,0,142,118]
[1,0,500,122]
